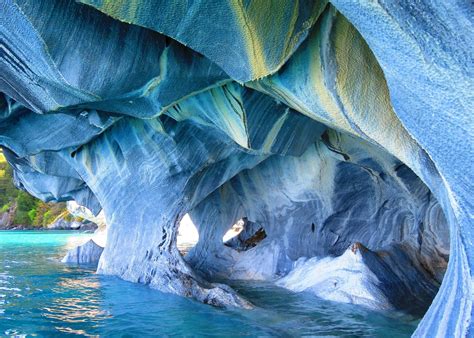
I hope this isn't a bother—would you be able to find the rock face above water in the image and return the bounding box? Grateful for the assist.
[0,1,472,336]
[277,243,440,316]
[62,239,104,265]
[278,243,393,311]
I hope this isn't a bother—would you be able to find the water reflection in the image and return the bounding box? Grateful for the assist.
[44,278,106,323]
[55,326,90,336]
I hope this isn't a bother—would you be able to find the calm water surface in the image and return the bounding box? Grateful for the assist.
[0,231,419,337]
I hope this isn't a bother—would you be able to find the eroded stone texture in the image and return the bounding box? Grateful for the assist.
[77,0,329,81]
[1,0,228,116]
[186,130,448,316]
[324,5,474,334]
[0,0,472,336]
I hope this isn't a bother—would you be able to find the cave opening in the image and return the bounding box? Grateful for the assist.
[223,217,267,251]
[184,128,451,320]
[177,213,199,256]
[222,218,245,243]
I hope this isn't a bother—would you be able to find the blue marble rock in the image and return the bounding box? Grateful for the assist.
[0,0,472,336]
[78,0,328,82]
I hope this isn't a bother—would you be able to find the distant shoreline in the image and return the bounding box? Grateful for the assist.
[0,228,95,233]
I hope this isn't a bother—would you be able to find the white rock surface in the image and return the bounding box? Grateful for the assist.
[62,239,104,265]
[277,243,391,311]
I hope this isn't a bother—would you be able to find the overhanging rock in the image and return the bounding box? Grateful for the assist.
[0,0,472,336]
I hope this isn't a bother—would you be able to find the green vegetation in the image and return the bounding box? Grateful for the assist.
[0,148,71,227]
[0,151,17,209]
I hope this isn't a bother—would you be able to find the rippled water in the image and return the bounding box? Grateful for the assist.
[0,231,419,337]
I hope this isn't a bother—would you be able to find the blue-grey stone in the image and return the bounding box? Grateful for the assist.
[0,0,471,335]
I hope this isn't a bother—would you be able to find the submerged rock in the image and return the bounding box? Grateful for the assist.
[0,0,472,335]
[62,239,104,265]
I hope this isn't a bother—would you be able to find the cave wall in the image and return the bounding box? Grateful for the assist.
[1,0,472,336]
[187,130,448,316]
[326,3,474,335]
[188,131,449,283]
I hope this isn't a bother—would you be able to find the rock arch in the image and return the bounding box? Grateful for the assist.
[1,1,471,336]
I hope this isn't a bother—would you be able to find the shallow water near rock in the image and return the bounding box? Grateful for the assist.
[1,231,419,337]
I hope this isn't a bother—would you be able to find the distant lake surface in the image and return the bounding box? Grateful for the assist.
[0,231,418,337]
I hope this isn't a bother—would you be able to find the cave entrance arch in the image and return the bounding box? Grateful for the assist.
[187,129,451,320]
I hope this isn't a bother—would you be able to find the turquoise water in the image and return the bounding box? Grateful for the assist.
[0,231,419,337]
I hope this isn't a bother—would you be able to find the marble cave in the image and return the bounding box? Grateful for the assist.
[1,0,473,336]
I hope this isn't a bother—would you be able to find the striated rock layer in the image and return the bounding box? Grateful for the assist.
[1,0,472,336]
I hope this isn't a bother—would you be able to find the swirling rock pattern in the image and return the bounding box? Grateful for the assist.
[0,0,472,336]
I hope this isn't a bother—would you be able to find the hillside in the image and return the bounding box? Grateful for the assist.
[0,149,74,228]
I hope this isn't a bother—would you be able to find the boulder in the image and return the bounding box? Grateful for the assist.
[61,239,104,265]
